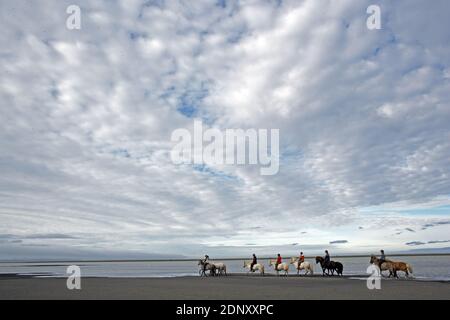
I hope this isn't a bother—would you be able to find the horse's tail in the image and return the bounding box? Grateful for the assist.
[261,265,265,275]
[309,264,314,275]
[406,264,413,274]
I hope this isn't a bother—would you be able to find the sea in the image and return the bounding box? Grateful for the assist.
[0,255,449,281]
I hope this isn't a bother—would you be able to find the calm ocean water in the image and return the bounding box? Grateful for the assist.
[1,255,449,281]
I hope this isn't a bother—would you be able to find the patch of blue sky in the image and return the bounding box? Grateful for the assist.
[137,0,165,19]
[193,164,240,182]
[177,103,197,118]
[361,30,397,61]
[176,84,210,118]
[279,148,303,166]
[216,0,226,9]
[128,31,147,41]
[397,205,450,217]
[159,85,176,100]
[281,147,303,158]
[111,148,131,159]
[359,204,450,217]
[141,0,164,7]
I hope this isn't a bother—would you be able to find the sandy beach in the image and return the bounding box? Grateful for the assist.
[1,274,449,300]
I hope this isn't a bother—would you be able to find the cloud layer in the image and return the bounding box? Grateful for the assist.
[0,0,449,260]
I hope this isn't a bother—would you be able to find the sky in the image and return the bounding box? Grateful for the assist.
[0,0,450,261]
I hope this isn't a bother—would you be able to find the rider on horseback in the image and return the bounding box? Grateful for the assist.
[378,250,386,268]
[250,254,257,272]
[324,250,330,268]
[203,255,210,272]
[298,252,305,269]
[275,254,282,270]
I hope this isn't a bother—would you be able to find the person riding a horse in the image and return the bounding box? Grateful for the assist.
[324,250,330,267]
[275,254,282,270]
[298,252,305,269]
[203,255,210,271]
[378,250,386,268]
[250,254,257,272]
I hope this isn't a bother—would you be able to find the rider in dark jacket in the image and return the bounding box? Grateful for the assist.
[324,250,330,267]
[379,250,386,268]
[250,254,257,271]
[203,255,210,272]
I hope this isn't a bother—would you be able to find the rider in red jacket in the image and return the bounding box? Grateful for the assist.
[275,254,282,270]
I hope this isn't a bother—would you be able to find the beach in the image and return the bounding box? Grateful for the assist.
[1,274,449,300]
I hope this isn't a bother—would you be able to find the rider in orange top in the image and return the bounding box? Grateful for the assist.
[298,252,305,268]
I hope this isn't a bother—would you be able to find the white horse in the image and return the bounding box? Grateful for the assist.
[198,259,215,276]
[268,259,289,276]
[243,260,265,275]
[290,257,314,275]
[212,262,227,276]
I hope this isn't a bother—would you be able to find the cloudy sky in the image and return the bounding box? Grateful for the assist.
[1,0,450,260]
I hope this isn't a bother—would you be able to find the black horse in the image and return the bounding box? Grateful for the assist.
[315,256,343,276]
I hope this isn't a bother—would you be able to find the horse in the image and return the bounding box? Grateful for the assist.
[315,256,343,276]
[213,262,227,276]
[198,259,216,276]
[268,259,289,276]
[243,260,265,276]
[370,255,413,278]
[369,255,395,277]
[289,257,314,275]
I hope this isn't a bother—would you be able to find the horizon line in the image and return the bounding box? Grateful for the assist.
[2,252,450,264]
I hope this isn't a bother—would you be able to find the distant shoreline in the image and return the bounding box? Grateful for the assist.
[1,252,449,264]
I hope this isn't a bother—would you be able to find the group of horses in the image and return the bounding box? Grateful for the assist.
[198,259,227,276]
[198,256,338,277]
[198,255,414,278]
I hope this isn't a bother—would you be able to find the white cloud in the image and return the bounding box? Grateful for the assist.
[0,0,449,259]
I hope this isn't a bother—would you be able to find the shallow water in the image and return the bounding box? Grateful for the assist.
[0,255,449,281]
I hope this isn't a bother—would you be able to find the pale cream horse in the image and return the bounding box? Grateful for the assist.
[212,261,227,276]
[290,257,314,275]
[243,260,265,275]
[268,259,289,276]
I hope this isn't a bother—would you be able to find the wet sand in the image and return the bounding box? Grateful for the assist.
[1,274,449,300]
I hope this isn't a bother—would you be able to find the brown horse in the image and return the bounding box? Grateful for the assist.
[370,255,413,278]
